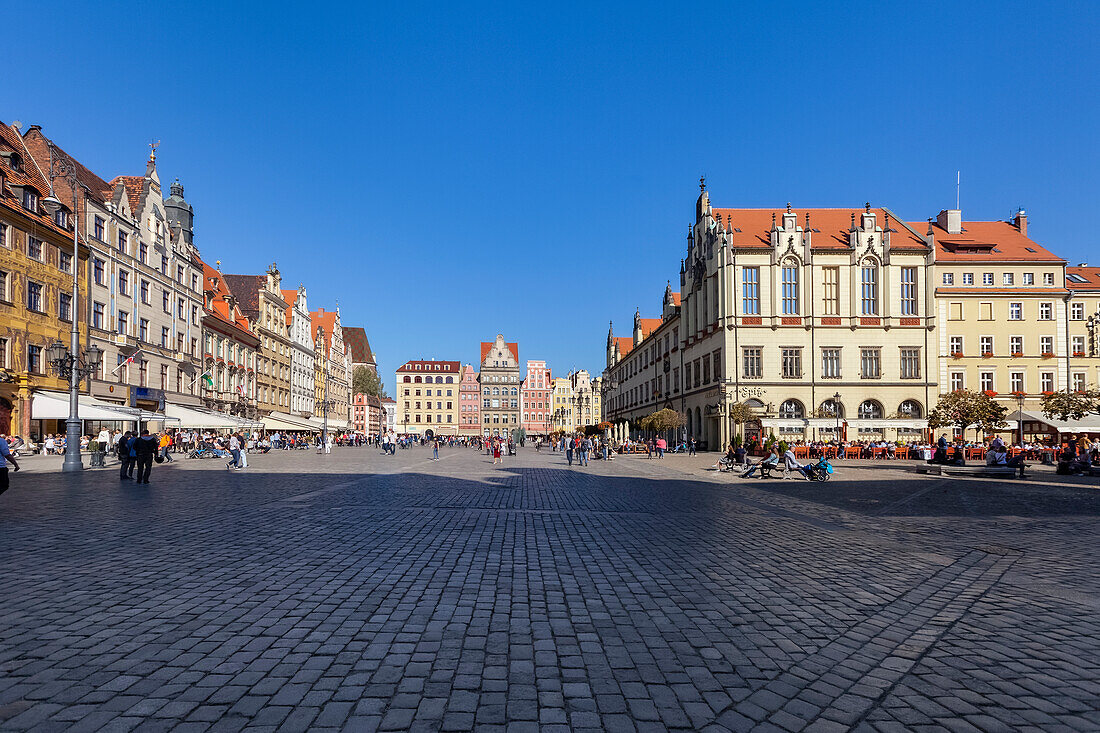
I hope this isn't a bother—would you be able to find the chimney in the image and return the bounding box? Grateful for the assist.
[1014,209,1027,236]
[936,209,962,235]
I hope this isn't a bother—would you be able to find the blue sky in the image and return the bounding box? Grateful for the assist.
[10,1,1098,387]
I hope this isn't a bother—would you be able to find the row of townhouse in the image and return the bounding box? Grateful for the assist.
[602,182,1100,450]
[0,120,376,439]
[396,335,598,439]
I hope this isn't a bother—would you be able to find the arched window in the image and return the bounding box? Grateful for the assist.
[861,259,879,315]
[820,399,843,418]
[403,376,411,383]
[445,376,453,383]
[779,399,804,419]
[781,260,800,315]
[511,388,518,396]
[492,387,499,395]
[898,400,923,418]
[745,398,765,409]
[858,400,884,419]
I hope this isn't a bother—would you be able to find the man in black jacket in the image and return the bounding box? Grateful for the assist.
[133,430,159,485]
[117,431,134,480]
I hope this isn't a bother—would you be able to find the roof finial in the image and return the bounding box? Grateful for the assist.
[786,202,791,213]
[805,211,810,228]
[148,139,160,162]
[699,175,706,192]
[865,202,871,213]
[851,212,856,228]
[771,212,776,228]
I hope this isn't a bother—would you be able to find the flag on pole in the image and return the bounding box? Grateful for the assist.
[111,350,142,374]
[201,372,214,388]
[236,384,244,396]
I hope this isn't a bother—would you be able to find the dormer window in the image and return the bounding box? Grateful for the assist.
[54,208,68,228]
[4,152,23,173]
[22,188,38,212]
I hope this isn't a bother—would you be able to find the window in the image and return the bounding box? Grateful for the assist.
[140,280,150,304]
[54,208,69,228]
[951,372,965,391]
[1039,302,1053,320]
[861,263,878,315]
[980,336,993,356]
[1003,273,1014,286]
[139,242,148,264]
[1010,336,1023,354]
[781,348,802,379]
[22,188,38,212]
[58,250,72,273]
[177,265,184,284]
[858,400,883,419]
[820,348,841,379]
[178,300,185,320]
[27,236,42,260]
[860,348,881,378]
[59,292,72,321]
[703,356,711,384]
[161,255,168,275]
[900,267,917,315]
[117,230,127,252]
[778,400,804,419]
[138,318,148,342]
[1010,372,1024,393]
[92,217,105,241]
[92,302,104,329]
[1041,372,1054,392]
[1072,336,1084,354]
[982,273,994,286]
[742,347,762,379]
[26,281,42,312]
[1073,373,1086,392]
[91,257,104,285]
[962,273,974,285]
[942,272,954,285]
[781,264,799,314]
[0,337,6,368]
[162,327,170,347]
[1040,336,1053,355]
[900,348,920,379]
[1009,302,1022,320]
[980,372,994,392]
[118,270,129,296]
[979,302,993,320]
[739,266,761,315]
[1023,273,1034,285]
[822,267,839,315]
[0,269,6,301]
[27,344,42,374]
[118,310,128,334]
[949,302,963,320]
[1071,302,1084,320]
[138,359,147,387]
[163,291,171,313]
[1043,272,1054,286]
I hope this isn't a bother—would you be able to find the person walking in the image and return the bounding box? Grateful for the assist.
[580,437,591,466]
[0,433,21,497]
[688,438,696,456]
[117,431,135,480]
[133,430,158,484]
[227,433,242,470]
[238,433,249,468]
[159,431,173,463]
[432,438,440,460]
[565,439,574,467]
[492,441,502,465]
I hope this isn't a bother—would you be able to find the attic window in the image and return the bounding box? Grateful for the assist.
[1067,274,1089,283]
[1025,247,1036,253]
[22,188,38,212]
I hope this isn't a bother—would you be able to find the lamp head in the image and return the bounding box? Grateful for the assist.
[41,195,62,217]
[85,343,103,368]
[46,340,67,364]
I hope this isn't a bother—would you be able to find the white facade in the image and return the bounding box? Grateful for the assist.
[285,284,314,417]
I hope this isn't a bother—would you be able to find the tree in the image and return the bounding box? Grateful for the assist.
[352,366,387,398]
[927,389,1008,441]
[1040,388,1100,421]
[727,401,755,444]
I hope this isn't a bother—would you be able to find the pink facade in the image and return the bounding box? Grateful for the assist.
[522,360,552,435]
[458,365,481,436]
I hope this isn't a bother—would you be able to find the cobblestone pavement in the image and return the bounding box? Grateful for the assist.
[1,447,1098,732]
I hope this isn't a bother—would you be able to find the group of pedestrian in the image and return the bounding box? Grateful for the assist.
[115,430,160,484]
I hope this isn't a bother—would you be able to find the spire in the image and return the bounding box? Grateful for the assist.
[146,139,160,182]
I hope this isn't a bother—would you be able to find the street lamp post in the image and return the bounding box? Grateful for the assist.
[833,391,842,441]
[42,145,102,472]
[319,366,336,452]
[1015,391,1026,447]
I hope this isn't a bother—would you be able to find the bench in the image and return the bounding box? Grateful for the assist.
[941,464,1027,479]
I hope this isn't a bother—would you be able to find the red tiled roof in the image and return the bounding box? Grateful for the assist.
[311,309,339,352]
[613,336,634,357]
[921,220,1063,262]
[21,127,114,205]
[1066,267,1100,291]
[222,275,264,320]
[639,318,662,339]
[396,360,461,373]
[711,207,928,250]
[671,292,682,306]
[480,341,519,366]
[0,121,73,240]
[197,257,258,343]
[279,289,298,326]
[341,326,374,365]
[108,175,146,216]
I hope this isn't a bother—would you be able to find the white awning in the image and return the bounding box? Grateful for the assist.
[165,404,240,430]
[262,413,319,432]
[760,419,808,431]
[846,418,928,430]
[32,391,140,422]
[1007,409,1100,433]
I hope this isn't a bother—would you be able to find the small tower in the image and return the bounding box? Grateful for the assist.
[606,321,616,367]
[633,308,643,347]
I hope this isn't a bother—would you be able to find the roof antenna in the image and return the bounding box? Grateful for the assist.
[955,171,960,210]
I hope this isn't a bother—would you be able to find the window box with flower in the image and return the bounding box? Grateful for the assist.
[1041,352,1056,359]
[951,352,965,360]
[1073,351,1085,357]
[982,390,998,397]
[1010,352,1024,358]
